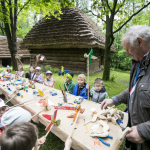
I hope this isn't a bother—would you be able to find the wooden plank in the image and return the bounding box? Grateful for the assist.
[30,53,84,57]
[44,57,85,62]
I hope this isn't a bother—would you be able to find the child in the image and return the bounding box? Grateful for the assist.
[26,66,36,81]
[64,72,75,94]
[0,99,31,127]
[1,122,46,150]
[44,70,55,88]
[34,66,44,84]
[88,78,109,104]
[17,65,24,77]
[72,74,89,100]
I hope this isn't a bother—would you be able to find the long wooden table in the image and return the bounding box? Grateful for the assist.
[0,80,128,150]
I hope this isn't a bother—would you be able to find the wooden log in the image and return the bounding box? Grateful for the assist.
[43,57,85,62]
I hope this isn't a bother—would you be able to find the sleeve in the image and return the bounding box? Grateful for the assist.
[112,88,129,106]
[44,80,48,86]
[89,89,93,98]
[137,121,150,140]
[64,83,67,92]
[72,84,77,96]
[25,73,30,79]
[69,83,75,94]
[21,71,24,77]
[36,74,44,83]
[105,92,109,99]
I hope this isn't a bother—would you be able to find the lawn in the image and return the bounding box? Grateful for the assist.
[1,65,130,150]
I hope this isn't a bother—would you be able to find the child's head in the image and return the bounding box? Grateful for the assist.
[35,66,41,75]
[46,70,52,78]
[66,72,74,83]
[18,65,23,71]
[1,122,38,150]
[94,78,104,92]
[77,74,86,86]
[30,66,35,73]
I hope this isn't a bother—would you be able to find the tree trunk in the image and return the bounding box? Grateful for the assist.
[1,0,18,71]
[102,16,114,80]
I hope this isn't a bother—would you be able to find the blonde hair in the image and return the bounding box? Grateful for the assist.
[78,74,86,80]
[18,65,23,70]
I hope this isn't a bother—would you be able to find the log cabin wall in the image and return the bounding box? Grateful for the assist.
[30,48,104,74]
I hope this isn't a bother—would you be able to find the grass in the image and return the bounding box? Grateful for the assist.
[1,65,130,150]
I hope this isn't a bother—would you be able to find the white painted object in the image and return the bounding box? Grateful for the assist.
[90,131,109,137]
[98,120,110,132]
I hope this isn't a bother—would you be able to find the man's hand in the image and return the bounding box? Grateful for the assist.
[126,126,144,143]
[101,99,114,110]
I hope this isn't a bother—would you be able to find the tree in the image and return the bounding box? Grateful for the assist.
[0,0,74,70]
[87,0,150,80]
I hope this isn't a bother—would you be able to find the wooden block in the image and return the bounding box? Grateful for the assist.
[119,127,131,140]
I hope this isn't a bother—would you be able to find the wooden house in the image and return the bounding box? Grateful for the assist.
[20,7,116,74]
[0,36,30,67]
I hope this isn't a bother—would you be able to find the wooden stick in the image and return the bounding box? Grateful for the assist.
[5,95,15,104]
[62,76,69,93]
[68,112,80,138]
[37,124,54,150]
[87,56,89,100]
[31,107,45,119]
[11,100,36,108]
[18,58,23,66]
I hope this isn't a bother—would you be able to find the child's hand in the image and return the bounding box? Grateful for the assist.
[64,137,72,150]
[86,84,90,90]
[38,136,46,145]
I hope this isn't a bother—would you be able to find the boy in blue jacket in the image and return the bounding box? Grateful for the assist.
[72,74,89,100]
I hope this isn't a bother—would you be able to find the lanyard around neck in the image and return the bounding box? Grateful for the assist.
[134,62,141,86]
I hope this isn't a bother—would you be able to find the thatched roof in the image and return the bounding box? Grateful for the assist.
[20,7,116,52]
[0,36,30,58]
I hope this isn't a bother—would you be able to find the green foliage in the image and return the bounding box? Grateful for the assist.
[52,68,60,73]
[111,50,132,70]
[110,73,118,81]
[45,65,60,74]
[0,0,75,38]
[45,65,53,72]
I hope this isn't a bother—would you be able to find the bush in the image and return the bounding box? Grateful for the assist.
[52,68,60,73]
[110,73,118,81]
[44,65,60,74]
[45,65,53,71]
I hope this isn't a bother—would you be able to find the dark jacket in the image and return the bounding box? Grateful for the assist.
[25,72,36,80]
[112,52,150,150]
[72,83,89,100]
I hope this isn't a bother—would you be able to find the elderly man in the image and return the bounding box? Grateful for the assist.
[101,25,150,150]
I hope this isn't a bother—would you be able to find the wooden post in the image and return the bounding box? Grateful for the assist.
[87,56,89,100]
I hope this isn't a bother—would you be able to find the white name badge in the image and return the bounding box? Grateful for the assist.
[130,83,136,96]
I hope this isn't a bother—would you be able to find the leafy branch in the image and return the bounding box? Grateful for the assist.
[113,2,150,34]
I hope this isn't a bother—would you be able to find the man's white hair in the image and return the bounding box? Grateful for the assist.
[122,25,150,47]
